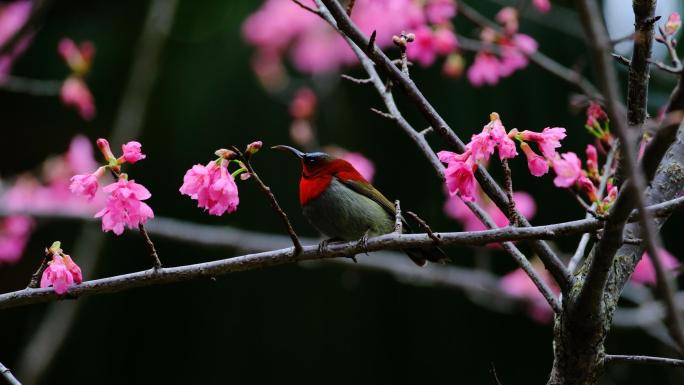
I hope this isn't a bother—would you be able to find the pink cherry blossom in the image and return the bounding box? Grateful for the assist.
[62,254,83,284]
[532,0,551,13]
[512,34,538,55]
[407,25,437,67]
[467,52,501,87]
[521,143,549,176]
[438,151,477,201]
[40,254,75,295]
[0,216,32,264]
[586,144,598,177]
[665,12,681,36]
[552,152,582,188]
[468,131,497,162]
[69,172,100,201]
[61,76,95,121]
[121,141,146,164]
[500,262,559,323]
[95,179,154,235]
[424,0,456,24]
[180,161,240,216]
[342,152,376,182]
[586,101,608,127]
[521,127,566,159]
[445,191,536,232]
[632,248,680,286]
[490,118,517,159]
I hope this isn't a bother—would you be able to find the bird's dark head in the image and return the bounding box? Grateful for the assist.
[271,145,335,176]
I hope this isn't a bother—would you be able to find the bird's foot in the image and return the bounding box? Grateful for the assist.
[356,229,371,256]
[317,238,343,254]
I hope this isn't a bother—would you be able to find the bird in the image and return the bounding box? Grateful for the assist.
[272,145,448,266]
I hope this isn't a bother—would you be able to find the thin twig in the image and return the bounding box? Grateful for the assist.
[394,200,402,233]
[419,127,433,136]
[405,211,440,244]
[370,107,395,120]
[234,147,303,254]
[0,361,22,385]
[604,354,684,367]
[26,250,50,289]
[612,53,631,67]
[138,223,162,269]
[291,0,320,15]
[501,159,519,225]
[340,74,372,84]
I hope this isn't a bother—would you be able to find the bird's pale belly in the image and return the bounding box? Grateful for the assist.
[302,179,394,241]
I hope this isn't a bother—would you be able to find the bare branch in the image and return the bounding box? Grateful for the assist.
[0,76,61,96]
[138,223,162,269]
[405,211,440,244]
[369,107,396,120]
[604,354,684,367]
[340,74,372,84]
[394,200,402,233]
[0,361,22,385]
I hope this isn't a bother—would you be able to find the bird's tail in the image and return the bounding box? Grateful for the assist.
[404,246,450,267]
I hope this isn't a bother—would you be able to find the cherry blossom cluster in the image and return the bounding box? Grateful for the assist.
[467,7,538,87]
[69,138,153,235]
[179,144,260,216]
[288,87,376,181]
[39,241,83,295]
[59,38,96,120]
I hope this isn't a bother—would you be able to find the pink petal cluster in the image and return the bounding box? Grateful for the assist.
[0,216,32,264]
[552,152,582,188]
[342,152,376,182]
[586,101,608,127]
[61,77,95,121]
[121,141,146,164]
[180,161,240,216]
[445,191,536,233]
[500,262,559,323]
[243,0,457,75]
[665,12,681,36]
[1,136,104,216]
[95,179,154,235]
[0,0,32,82]
[632,248,680,286]
[40,253,83,295]
[69,172,100,201]
[406,25,458,67]
[438,114,517,201]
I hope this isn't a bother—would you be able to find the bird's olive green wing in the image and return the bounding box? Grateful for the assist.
[337,178,397,218]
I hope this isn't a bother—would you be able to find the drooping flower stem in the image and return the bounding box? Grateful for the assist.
[231,146,303,255]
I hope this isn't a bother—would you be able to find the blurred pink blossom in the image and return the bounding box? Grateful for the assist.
[58,38,95,75]
[500,261,558,323]
[467,52,500,87]
[289,87,317,119]
[445,191,536,232]
[0,0,32,81]
[0,216,32,264]
[424,0,456,24]
[407,25,438,67]
[632,248,680,286]
[95,179,154,235]
[342,152,375,182]
[665,12,681,36]
[532,0,551,13]
[61,76,95,120]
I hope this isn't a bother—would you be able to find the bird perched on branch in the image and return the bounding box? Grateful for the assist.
[273,145,448,266]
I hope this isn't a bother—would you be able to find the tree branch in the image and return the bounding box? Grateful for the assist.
[604,354,684,367]
[0,362,22,385]
[317,0,573,294]
[627,1,657,127]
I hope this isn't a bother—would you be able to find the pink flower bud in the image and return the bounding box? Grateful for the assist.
[121,141,146,164]
[532,0,551,13]
[665,12,681,36]
[58,38,95,75]
[521,143,549,176]
[62,254,83,284]
[96,138,115,162]
[246,141,263,155]
[433,27,458,55]
[585,144,599,178]
[496,7,519,34]
[40,254,75,295]
[577,175,598,202]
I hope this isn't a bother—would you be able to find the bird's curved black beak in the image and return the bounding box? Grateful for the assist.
[271,145,304,159]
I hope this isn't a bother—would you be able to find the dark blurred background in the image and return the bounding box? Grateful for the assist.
[1,0,683,384]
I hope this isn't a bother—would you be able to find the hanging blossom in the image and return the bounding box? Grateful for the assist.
[1,135,104,216]
[179,144,259,216]
[467,7,538,87]
[58,38,96,120]
[0,0,33,82]
[40,241,83,295]
[500,259,559,324]
[631,248,681,286]
[242,0,457,82]
[531,0,551,13]
[69,138,154,235]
